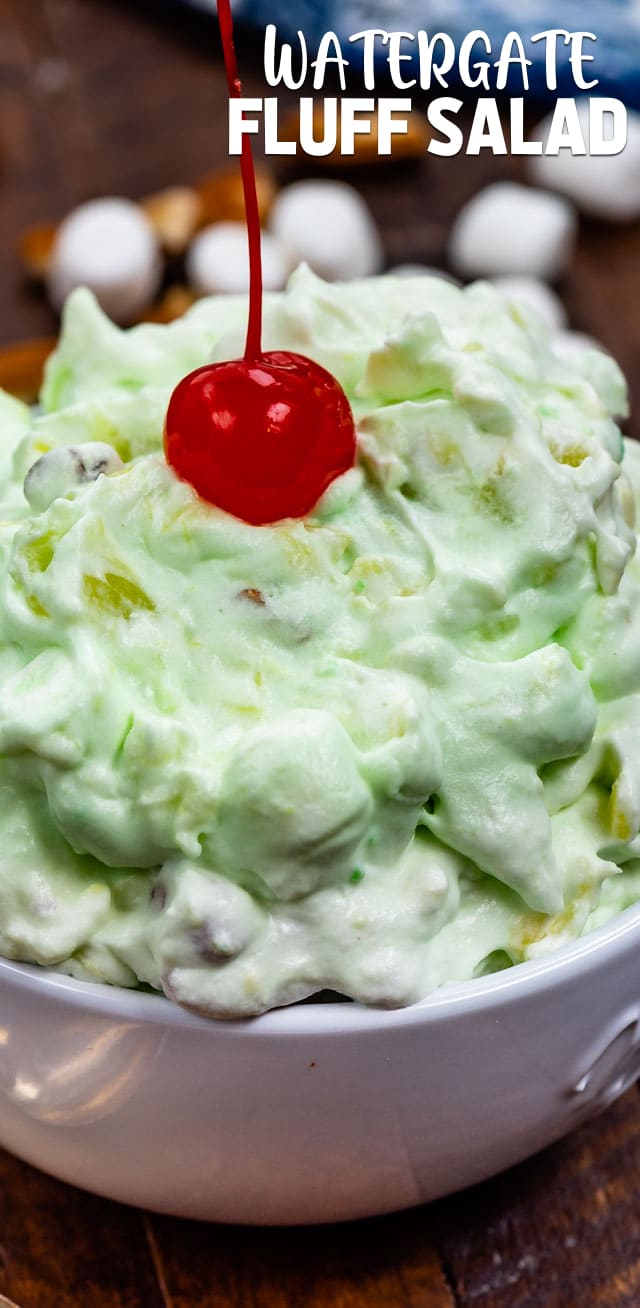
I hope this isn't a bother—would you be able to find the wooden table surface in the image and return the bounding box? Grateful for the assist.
[1,2,640,1305]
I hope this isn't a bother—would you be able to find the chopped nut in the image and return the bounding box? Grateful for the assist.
[141,185,203,257]
[238,587,266,606]
[0,336,57,403]
[18,222,57,280]
[139,285,198,324]
[197,164,277,228]
[279,104,431,164]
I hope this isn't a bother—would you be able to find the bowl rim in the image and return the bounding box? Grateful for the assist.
[2,898,640,1037]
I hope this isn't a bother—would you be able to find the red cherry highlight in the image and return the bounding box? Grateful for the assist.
[164,351,356,525]
[164,0,356,524]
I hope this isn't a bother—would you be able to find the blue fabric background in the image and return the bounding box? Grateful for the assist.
[187,0,640,107]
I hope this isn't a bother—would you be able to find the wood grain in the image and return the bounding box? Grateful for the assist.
[435,1090,640,1308]
[0,0,274,348]
[0,1148,163,1307]
[1,2,640,1305]
[146,1207,454,1308]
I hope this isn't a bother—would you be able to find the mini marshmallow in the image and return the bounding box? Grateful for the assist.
[24,443,123,512]
[47,198,162,324]
[388,264,460,285]
[268,180,383,281]
[448,182,577,282]
[490,276,568,332]
[186,222,292,295]
[529,104,640,223]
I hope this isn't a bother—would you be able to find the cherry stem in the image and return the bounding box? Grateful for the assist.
[216,0,263,360]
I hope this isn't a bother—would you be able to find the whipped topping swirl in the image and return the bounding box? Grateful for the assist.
[0,267,637,1017]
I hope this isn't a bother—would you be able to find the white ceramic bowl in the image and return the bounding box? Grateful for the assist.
[2,904,640,1225]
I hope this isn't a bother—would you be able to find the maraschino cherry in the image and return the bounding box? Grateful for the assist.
[164,0,356,525]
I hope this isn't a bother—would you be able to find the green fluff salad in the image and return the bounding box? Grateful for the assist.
[0,266,638,1018]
